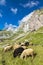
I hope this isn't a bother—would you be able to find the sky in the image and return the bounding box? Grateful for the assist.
[0,0,43,30]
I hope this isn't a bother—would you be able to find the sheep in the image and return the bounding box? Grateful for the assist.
[13,43,27,51]
[20,43,25,46]
[20,40,29,46]
[24,41,29,46]
[3,45,13,52]
[20,48,34,59]
[13,44,20,50]
[13,47,25,57]
[29,42,33,46]
[21,46,27,49]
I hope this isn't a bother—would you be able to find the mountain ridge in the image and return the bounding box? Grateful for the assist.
[18,9,43,32]
[0,9,43,39]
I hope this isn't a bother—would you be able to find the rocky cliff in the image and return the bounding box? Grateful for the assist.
[18,9,43,32]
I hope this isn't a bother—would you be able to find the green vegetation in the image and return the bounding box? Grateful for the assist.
[0,45,43,65]
[36,8,43,16]
[0,27,43,65]
[15,27,43,45]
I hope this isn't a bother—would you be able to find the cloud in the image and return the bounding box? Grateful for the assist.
[11,8,18,14]
[4,23,17,32]
[4,22,17,30]
[0,13,3,18]
[4,22,9,29]
[20,1,39,8]
[0,0,6,6]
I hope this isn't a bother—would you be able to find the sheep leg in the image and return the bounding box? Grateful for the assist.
[31,53,34,60]
[25,55,26,59]
[32,54,34,60]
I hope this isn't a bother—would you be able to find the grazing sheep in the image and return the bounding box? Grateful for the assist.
[20,48,34,59]
[13,47,25,57]
[4,45,13,52]
[29,42,33,46]
[21,46,27,49]
[20,43,25,46]
[24,41,29,46]
[20,41,29,46]
[13,44,20,50]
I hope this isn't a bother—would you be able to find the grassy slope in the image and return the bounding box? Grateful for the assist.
[0,45,43,65]
[0,27,43,65]
[0,30,24,46]
[15,27,43,45]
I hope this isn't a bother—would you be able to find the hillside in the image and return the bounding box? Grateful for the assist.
[0,9,43,65]
[0,27,43,65]
[13,26,43,45]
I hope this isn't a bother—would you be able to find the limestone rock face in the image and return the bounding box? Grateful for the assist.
[18,9,43,32]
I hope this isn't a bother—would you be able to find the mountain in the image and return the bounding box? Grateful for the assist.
[0,8,43,39]
[18,9,43,32]
[0,30,13,39]
[3,8,43,33]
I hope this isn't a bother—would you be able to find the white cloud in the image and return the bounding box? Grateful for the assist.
[0,0,6,5]
[20,1,39,8]
[8,24,17,28]
[4,22,9,29]
[6,24,17,31]
[4,22,17,31]
[11,8,18,14]
[0,13,3,18]
[4,22,17,28]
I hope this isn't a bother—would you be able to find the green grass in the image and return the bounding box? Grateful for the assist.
[14,27,43,45]
[0,45,43,65]
[0,27,43,65]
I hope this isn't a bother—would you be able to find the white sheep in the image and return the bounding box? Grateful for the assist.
[13,44,20,50]
[20,48,34,59]
[4,45,13,52]
[21,46,27,49]
[20,43,25,46]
